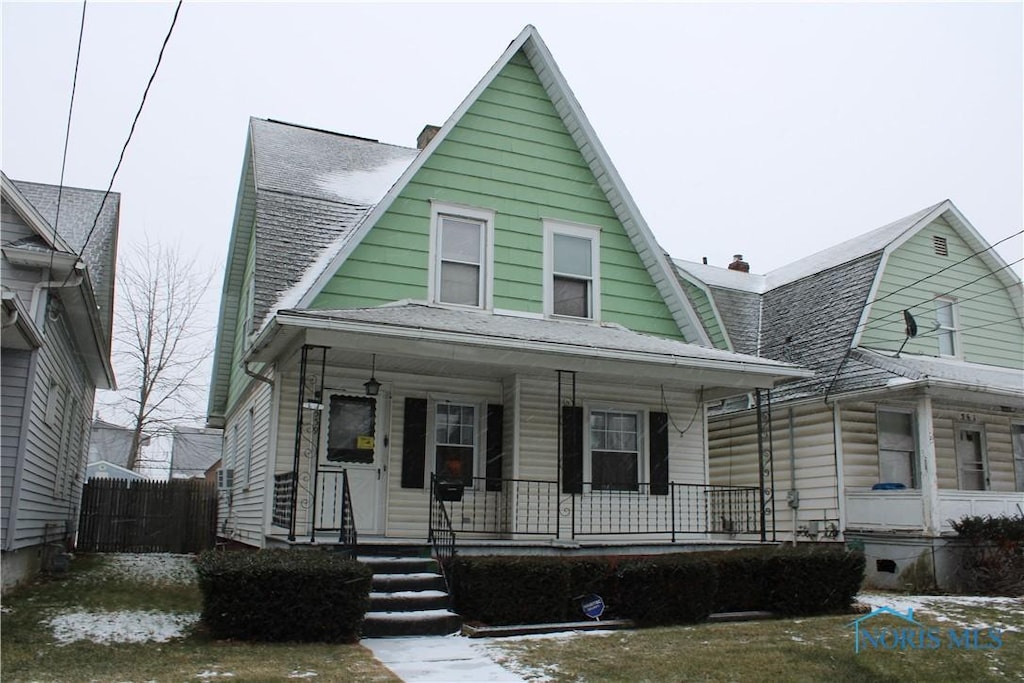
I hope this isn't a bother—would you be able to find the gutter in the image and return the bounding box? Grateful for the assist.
[262,310,815,381]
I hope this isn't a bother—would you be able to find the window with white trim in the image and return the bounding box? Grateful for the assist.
[935,296,959,357]
[589,409,641,491]
[434,402,478,487]
[544,220,600,319]
[430,202,494,309]
[876,408,916,488]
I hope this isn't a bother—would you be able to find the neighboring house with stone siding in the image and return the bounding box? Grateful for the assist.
[674,200,1024,591]
[1,173,118,591]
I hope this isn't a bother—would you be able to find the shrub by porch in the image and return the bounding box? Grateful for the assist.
[451,545,864,626]
[195,549,371,642]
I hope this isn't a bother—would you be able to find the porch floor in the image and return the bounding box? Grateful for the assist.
[266,533,774,556]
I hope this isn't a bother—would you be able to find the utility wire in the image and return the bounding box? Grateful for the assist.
[61,0,184,286]
[860,228,1023,311]
[46,0,88,275]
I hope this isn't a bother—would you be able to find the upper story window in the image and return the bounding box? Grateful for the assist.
[429,202,494,309]
[935,296,959,357]
[544,220,601,319]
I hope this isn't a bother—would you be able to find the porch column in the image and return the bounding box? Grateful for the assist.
[916,394,940,536]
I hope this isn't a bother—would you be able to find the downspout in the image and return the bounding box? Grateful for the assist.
[1,307,17,329]
[29,269,84,323]
[789,408,798,546]
[243,361,274,388]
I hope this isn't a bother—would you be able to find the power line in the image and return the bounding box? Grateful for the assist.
[861,228,1023,311]
[47,0,88,275]
[61,0,184,285]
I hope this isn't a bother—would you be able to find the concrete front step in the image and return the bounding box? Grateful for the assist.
[362,608,463,637]
[359,556,440,575]
[370,589,450,612]
[371,571,447,593]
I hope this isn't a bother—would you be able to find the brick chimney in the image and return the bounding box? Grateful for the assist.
[727,254,750,273]
[417,125,442,150]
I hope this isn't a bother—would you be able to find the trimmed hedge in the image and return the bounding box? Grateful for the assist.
[195,549,371,642]
[452,545,863,626]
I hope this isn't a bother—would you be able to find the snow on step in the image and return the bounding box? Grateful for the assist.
[365,609,458,621]
[370,590,447,599]
[373,572,440,580]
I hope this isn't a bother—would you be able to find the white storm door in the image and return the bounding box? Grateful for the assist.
[319,393,384,534]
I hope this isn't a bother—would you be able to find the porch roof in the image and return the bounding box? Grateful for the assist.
[852,348,1024,404]
[250,303,813,390]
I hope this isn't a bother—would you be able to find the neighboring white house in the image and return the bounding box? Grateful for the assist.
[1,173,119,591]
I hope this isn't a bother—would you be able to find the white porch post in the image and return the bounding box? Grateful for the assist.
[916,394,940,536]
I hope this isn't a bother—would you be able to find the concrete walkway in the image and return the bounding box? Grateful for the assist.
[364,634,526,682]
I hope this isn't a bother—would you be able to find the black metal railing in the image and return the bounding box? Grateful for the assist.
[338,470,358,557]
[427,474,457,589]
[272,473,295,529]
[427,476,762,541]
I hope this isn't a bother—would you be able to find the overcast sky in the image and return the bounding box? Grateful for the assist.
[3,2,1021,426]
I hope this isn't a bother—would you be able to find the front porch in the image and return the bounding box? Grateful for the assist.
[846,488,1023,535]
[271,472,769,547]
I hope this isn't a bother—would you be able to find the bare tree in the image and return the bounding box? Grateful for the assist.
[105,240,215,471]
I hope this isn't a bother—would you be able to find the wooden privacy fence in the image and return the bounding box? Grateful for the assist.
[76,478,218,553]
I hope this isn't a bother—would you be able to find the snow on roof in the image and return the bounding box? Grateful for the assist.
[285,303,804,371]
[852,348,1024,396]
[674,201,947,294]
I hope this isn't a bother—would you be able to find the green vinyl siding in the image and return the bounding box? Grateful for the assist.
[312,51,683,340]
[678,278,729,350]
[860,217,1023,368]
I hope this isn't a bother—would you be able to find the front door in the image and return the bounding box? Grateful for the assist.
[318,393,384,534]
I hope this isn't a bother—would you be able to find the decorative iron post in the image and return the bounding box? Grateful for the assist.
[755,388,776,542]
[288,345,327,542]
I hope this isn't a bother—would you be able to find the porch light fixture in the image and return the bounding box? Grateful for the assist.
[364,354,381,396]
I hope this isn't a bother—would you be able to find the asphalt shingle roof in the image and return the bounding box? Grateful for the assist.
[248,119,419,325]
[286,303,804,370]
[10,180,119,340]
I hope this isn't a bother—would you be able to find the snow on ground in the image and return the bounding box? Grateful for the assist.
[47,609,200,646]
[43,553,200,646]
[857,592,1024,632]
[97,552,198,585]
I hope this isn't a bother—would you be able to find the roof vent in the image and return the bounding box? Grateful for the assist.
[933,235,948,257]
[417,125,442,150]
[727,254,750,272]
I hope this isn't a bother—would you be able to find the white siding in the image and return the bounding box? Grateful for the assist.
[218,378,273,547]
[709,403,841,538]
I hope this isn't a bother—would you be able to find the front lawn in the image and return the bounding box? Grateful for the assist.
[0,553,398,683]
[489,596,1024,682]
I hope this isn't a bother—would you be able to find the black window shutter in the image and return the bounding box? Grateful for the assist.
[486,404,503,491]
[402,397,427,488]
[562,405,583,494]
[650,411,669,495]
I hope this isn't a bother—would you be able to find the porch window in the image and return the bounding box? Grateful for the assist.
[590,410,640,491]
[435,403,476,486]
[544,220,600,319]
[876,409,916,487]
[935,297,959,357]
[955,424,989,491]
[430,202,494,309]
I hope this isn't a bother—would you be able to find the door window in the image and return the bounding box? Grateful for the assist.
[326,395,375,464]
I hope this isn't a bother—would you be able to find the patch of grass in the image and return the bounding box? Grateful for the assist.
[494,600,1024,682]
[1,553,398,683]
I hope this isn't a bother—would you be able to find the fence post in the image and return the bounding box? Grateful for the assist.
[670,481,676,543]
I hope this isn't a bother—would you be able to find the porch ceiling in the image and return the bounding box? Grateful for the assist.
[249,305,813,391]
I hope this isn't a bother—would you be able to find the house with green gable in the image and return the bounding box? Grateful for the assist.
[673,200,1024,591]
[206,24,810,566]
